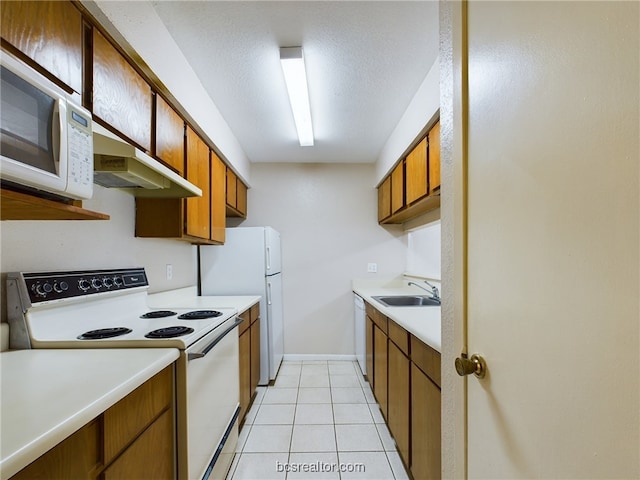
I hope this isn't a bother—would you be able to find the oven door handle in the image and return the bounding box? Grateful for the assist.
[187,316,243,361]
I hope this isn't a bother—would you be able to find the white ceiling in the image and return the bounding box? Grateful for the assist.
[149,1,439,164]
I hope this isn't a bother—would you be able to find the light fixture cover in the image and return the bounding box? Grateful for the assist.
[280,47,314,146]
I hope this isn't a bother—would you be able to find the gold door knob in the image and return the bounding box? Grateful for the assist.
[455,354,487,379]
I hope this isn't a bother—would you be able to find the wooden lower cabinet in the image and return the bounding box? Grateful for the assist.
[238,303,261,426]
[411,363,441,480]
[365,314,374,384]
[10,365,175,480]
[373,324,388,420]
[387,340,410,468]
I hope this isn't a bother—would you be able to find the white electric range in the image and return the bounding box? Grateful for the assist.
[6,268,240,480]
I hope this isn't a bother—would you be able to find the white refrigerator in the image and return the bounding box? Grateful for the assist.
[199,227,283,385]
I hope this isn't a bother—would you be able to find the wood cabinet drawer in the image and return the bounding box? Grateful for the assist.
[410,335,440,387]
[103,365,173,463]
[388,320,409,356]
[250,303,260,324]
[10,419,101,480]
[238,308,251,335]
[365,301,376,320]
[372,309,388,334]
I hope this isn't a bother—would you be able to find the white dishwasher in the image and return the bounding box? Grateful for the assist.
[354,294,366,375]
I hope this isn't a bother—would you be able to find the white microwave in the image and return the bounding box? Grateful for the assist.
[0,52,93,200]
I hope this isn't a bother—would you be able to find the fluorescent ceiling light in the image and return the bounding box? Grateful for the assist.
[280,47,314,146]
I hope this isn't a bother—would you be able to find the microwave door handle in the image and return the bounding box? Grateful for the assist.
[187,317,243,361]
[51,101,61,168]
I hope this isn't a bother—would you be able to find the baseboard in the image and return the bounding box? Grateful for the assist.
[283,354,357,362]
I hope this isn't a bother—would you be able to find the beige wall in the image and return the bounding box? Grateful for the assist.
[243,163,406,355]
[0,186,197,321]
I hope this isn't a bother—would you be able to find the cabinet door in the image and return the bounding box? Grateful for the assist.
[405,137,428,205]
[1,1,83,93]
[391,161,404,214]
[388,341,410,469]
[210,150,226,243]
[226,168,237,209]
[373,324,388,420]
[155,95,185,175]
[411,363,441,480]
[93,30,152,151]
[238,328,251,424]
[236,180,248,217]
[366,314,374,385]
[103,409,174,480]
[377,176,391,222]
[185,127,210,239]
[428,120,441,194]
[250,316,261,394]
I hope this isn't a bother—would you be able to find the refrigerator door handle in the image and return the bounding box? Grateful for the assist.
[267,281,272,305]
[266,246,271,271]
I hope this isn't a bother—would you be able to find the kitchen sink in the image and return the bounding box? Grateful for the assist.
[372,295,441,307]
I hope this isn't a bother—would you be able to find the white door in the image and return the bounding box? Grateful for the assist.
[442,1,639,478]
[265,227,282,275]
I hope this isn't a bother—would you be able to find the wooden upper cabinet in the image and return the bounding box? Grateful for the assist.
[236,181,248,217]
[93,29,152,152]
[185,127,210,240]
[428,120,441,194]
[405,137,428,205]
[226,167,248,218]
[226,168,237,209]
[391,161,404,214]
[377,176,391,222]
[155,95,185,175]
[1,1,83,93]
[210,151,226,244]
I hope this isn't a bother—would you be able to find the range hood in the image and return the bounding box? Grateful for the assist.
[92,124,202,198]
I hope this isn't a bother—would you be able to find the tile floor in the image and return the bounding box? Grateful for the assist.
[226,360,410,480]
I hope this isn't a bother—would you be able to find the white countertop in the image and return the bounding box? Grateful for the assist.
[0,348,179,480]
[148,286,261,312]
[352,277,441,353]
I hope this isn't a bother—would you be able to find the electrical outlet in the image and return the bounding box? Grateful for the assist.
[367,263,378,273]
[166,264,173,280]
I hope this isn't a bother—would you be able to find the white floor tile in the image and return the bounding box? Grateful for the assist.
[297,388,332,404]
[367,403,385,424]
[328,363,357,375]
[286,452,341,479]
[262,387,298,404]
[254,386,267,404]
[243,401,261,425]
[294,403,334,425]
[274,374,301,388]
[237,424,251,452]
[278,363,302,376]
[254,404,296,425]
[302,364,329,375]
[337,452,395,479]
[243,425,293,453]
[300,373,330,388]
[331,387,366,404]
[335,424,384,452]
[290,424,337,452]
[386,451,410,480]
[333,403,374,424]
[228,452,288,480]
[302,360,328,365]
[329,374,361,388]
[375,422,397,451]
[226,453,240,479]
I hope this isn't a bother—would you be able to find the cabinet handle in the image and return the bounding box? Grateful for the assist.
[454,354,487,378]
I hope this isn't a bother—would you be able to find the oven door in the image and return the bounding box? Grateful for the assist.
[185,317,241,480]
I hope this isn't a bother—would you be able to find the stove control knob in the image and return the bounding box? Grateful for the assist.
[42,283,53,294]
[113,276,123,287]
[78,279,91,291]
[53,281,69,293]
[35,283,47,296]
[103,277,114,288]
[91,278,103,289]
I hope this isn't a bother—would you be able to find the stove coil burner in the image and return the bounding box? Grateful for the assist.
[145,326,195,338]
[78,327,133,340]
[177,310,223,320]
[140,310,177,319]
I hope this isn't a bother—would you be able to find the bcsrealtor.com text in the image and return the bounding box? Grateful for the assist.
[275,460,365,473]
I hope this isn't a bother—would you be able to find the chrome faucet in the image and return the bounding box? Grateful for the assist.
[408,280,440,301]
